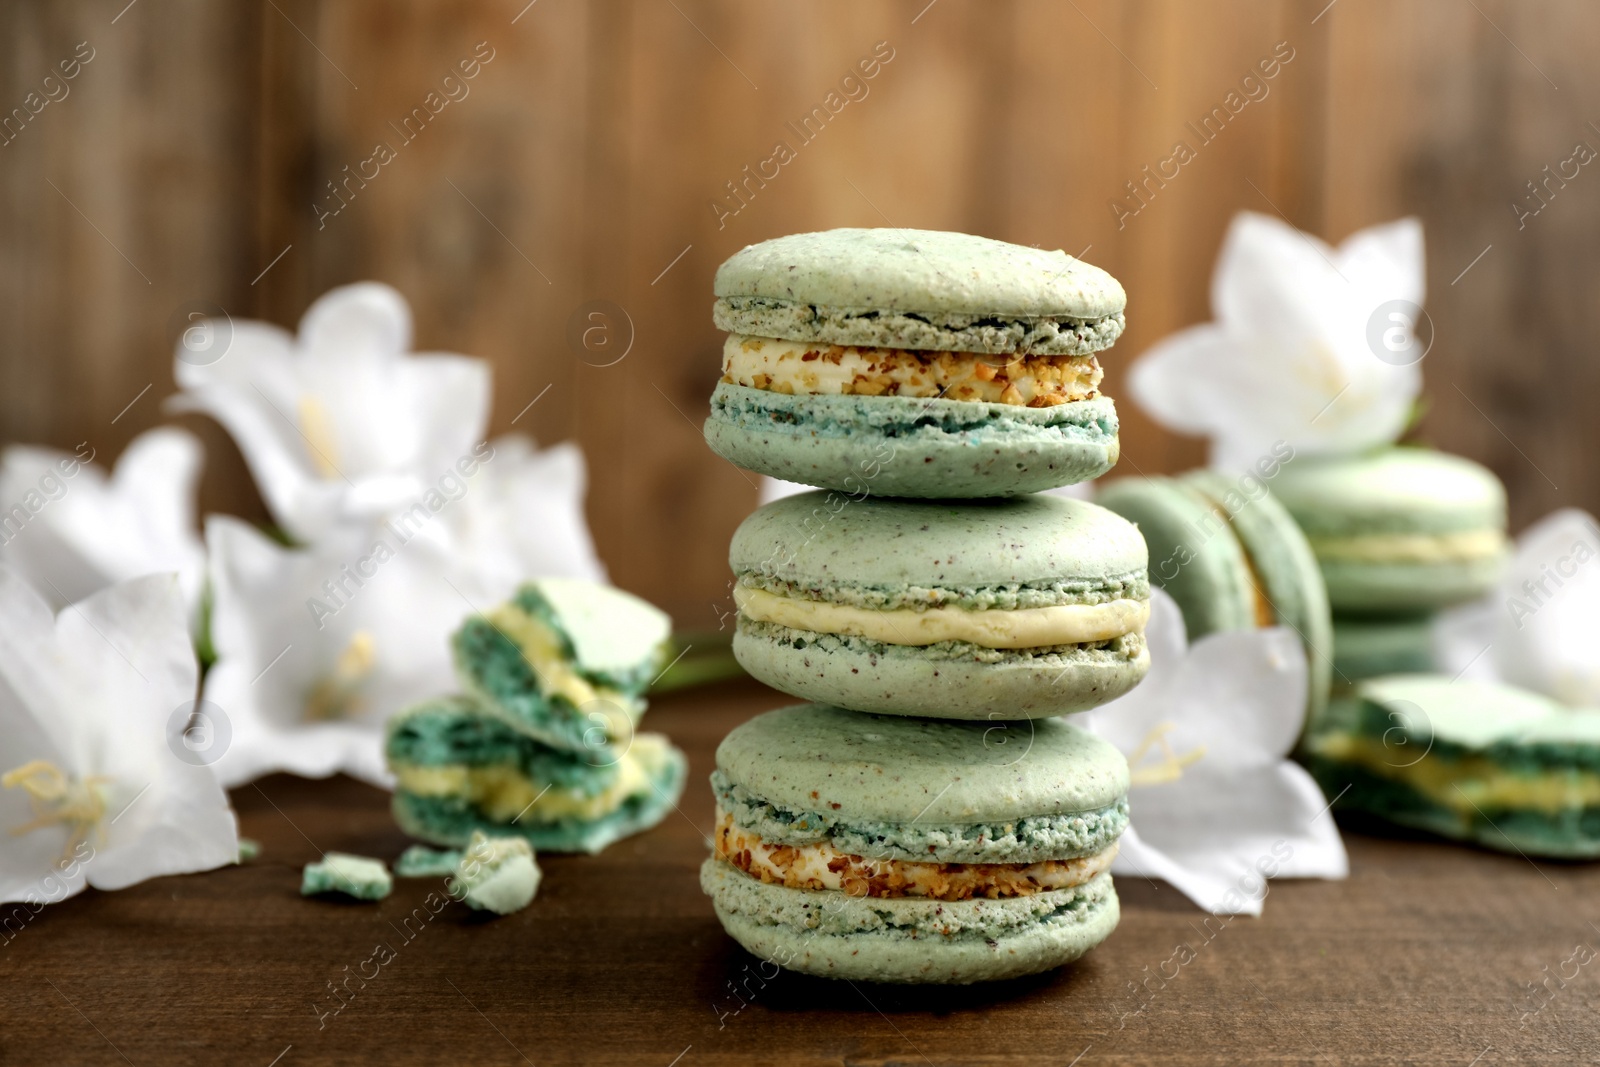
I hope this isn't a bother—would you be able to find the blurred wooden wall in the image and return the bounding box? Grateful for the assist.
[2,0,1597,623]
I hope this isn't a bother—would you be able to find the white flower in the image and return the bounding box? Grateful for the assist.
[1129,212,1425,473]
[1080,589,1348,915]
[0,568,237,903]
[168,282,490,543]
[1435,509,1600,707]
[202,516,481,788]
[201,423,607,788]
[0,428,206,612]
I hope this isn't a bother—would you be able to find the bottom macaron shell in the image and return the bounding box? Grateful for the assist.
[704,383,1118,497]
[733,622,1149,719]
[702,859,1120,984]
[1319,555,1504,613]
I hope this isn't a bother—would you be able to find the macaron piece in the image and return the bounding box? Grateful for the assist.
[386,695,686,855]
[1305,675,1600,858]
[705,228,1127,497]
[730,492,1151,719]
[1269,448,1509,613]
[448,832,542,915]
[1331,615,1437,686]
[451,578,671,756]
[702,704,1129,984]
[301,853,393,901]
[1095,470,1333,725]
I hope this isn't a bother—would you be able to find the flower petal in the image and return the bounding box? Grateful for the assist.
[1486,509,1600,706]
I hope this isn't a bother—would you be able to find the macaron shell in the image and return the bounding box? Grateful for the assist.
[731,489,1148,595]
[703,860,1119,984]
[1095,476,1257,635]
[714,228,1125,327]
[1269,448,1507,538]
[1183,470,1334,729]
[714,703,1130,824]
[1318,555,1505,612]
[706,384,1118,497]
[734,623,1149,720]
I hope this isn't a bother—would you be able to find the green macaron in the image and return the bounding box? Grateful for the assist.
[704,228,1127,497]
[702,703,1128,984]
[1268,448,1508,613]
[386,695,686,854]
[729,491,1151,719]
[1305,675,1600,857]
[1096,469,1333,726]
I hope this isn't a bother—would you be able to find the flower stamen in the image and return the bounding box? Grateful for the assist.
[2,760,112,860]
[1126,722,1206,786]
[304,630,377,721]
[296,394,343,479]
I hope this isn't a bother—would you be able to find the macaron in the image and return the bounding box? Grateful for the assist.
[1331,615,1437,685]
[386,694,686,854]
[1268,448,1508,613]
[701,704,1128,984]
[729,491,1151,719]
[1096,469,1332,725]
[1305,674,1600,857]
[704,228,1127,497]
[451,578,671,757]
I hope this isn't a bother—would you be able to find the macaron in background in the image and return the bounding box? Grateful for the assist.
[1304,674,1600,858]
[1267,447,1508,613]
[701,704,1128,984]
[1330,614,1437,685]
[1095,468,1333,727]
[728,491,1151,719]
[705,228,1127,498]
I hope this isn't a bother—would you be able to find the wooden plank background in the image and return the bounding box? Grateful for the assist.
[1,0,1595,623]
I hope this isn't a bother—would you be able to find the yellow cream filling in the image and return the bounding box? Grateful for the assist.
[714,807,1115,900]
[1313,733,1600,815]
[483,604,638,738]
[392,735,673,823]
[734,586,1148,649]
[1306,529,1507,564]
[721,334,1101,407]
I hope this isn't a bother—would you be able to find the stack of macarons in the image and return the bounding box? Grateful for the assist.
[385,578,687,854]
[1268,448,1509,689]
[699,228,1150,984]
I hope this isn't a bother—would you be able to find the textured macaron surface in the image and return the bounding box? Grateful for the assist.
[1270,448,1507,538]
[731,491,1148,610]
[716,704,1129,827]
[713,228,1125,355]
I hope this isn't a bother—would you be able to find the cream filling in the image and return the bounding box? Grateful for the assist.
[714,807,1115,900]
[734,585,1147,649]
[483,604,639,738]
[1306,529,1507,564]
[721,334,1101,407]
[392,735,673,823]
[1312,733,1600,815]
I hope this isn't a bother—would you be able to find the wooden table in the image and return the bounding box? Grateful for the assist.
[5,679,1598,1066]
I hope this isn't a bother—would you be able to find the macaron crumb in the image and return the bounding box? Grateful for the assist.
[300,853,393,902]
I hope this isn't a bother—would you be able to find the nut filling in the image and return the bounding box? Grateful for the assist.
[714,808,1117,901]
[721,334,1102,407]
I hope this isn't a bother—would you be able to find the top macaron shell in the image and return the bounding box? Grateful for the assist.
[1269,448,1508,612]
[713,228,1126,355]
[731,491,1149,601]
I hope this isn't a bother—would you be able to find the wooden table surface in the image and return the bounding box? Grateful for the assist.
[5,679,1599,1066]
